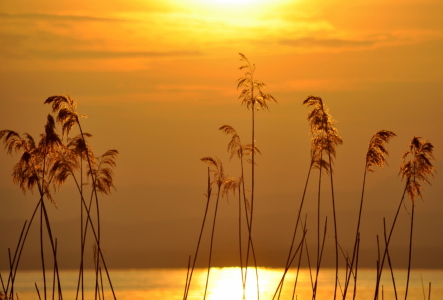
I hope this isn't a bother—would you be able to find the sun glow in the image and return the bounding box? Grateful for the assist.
[176,0,275,12]
[196,0,267,6]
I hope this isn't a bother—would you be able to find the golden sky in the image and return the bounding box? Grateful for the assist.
[1,0,443,269]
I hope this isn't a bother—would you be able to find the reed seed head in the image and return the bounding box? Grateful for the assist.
[304,96,343,173]
[366,130,396,172]
[399,136,436,203]
[237,53,277,111]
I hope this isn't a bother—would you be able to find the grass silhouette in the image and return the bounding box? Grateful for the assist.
[400,137,435,300]
[237,53,277,300]
[303,96,342,300]
[343,130,396,299]
[1,96,118,300]
[0,55,439,300]
[219,124,260,299]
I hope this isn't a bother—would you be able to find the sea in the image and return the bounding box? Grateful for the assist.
[2,268,443,300]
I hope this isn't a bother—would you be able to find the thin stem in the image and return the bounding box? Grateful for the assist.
[352,233,360,300]
[203,186,222,300]
[383,218,398,300]
[374,188,407,300]
[312,217,328,300]
[291,217,307,300]
[237,185,245,298]
[404,203,415,300]
[312,152,324,300]
[40,200,47,300]
[183,168,212,300]
[325,135,339,300]
[344,166,368,299]
[276,166,313,300]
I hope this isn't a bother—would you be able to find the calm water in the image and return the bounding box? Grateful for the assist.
[3,268,443,299]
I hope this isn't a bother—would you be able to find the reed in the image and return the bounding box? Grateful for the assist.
[373,137,435,300]
[343,130,396,299]
[1,95,118,300]
[183,167,212,300]
[303,96,342,300]
[200,157,236,300]
[399,137,435,300]
[219,124,260,299]
[1,57,440,300]
[237,53,276,299]
[45,95,118,300]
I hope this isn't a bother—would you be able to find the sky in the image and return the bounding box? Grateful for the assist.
[1,0,443,271]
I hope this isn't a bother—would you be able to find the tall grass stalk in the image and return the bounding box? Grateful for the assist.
[1,115,64,300]
[399,137,435,300]
[200,157,235,300]
[374,136,435,300]
[374,189,407,300]
[274,156,318,300]
[219,124,261,299]
[303,96,342,299]
[343,130,396,299]
[383,219,398,300]
[237,53,276,298]
[183,168,212,300]
[45,95,118,300]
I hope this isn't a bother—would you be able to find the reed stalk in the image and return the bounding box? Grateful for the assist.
[45,95,118,300]
[183,168,212,300]
[343,130,396,300]
[374,136,435,300]
[237,54,276,298]
[303,96,342,300]
[200,157,236,300]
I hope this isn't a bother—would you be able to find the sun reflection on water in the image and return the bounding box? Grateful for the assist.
[194,267,304,300]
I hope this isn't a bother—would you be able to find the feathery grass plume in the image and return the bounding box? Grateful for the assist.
[400,136,435,202]
[2,115,63,203]
[0,130,35,155]
[310,136,331,175]
[222,177,238,202]
[366,130,397,172]
[304,96,343,162]
[343,130,396,300]
[400,136,435,300]
[303,96,342,300]
[88,150,119,195]
[237,53,277,111]
[44,95,85,138]
[49,133,93,190]
[0,130,39,194]
[219,125,243,161]
[38,115,63,203]
[2,116,64,299]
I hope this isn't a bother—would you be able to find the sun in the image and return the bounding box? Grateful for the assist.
[204,0,259,4]
[191,0,270,9]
